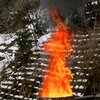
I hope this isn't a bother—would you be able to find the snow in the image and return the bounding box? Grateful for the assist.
[92,1,98,5]
[0,34,18,70]
[38,33,51,45]
[0,34,6,44]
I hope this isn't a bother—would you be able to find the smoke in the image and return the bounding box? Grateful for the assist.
[40,0,92,18]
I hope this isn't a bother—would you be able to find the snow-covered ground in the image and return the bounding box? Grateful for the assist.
[0,34,18,70]
[0,32,51,71]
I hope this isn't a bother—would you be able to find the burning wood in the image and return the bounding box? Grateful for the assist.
[39,9,75,98]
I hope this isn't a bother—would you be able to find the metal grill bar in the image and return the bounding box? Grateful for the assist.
[38,95,100,100]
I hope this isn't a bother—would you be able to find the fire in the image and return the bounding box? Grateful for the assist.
[39,10,75,98]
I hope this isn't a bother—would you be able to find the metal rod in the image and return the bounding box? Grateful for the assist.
[38,95,100,100]
[74,95,100,100]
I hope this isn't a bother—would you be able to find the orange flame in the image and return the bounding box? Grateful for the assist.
[39,10,75,98]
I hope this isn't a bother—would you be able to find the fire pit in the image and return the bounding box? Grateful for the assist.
[38,95,100,100]
[38,96,74,100]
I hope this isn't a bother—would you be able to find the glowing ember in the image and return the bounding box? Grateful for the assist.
[39,10,75,98]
